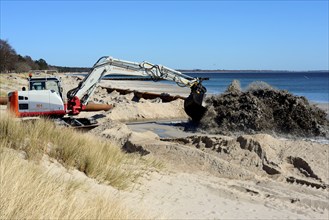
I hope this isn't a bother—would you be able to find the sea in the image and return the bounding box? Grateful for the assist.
[101,71,328,103]
[166,71,329,103]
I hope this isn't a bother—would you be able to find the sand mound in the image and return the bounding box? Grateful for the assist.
[165,134,329,187]
[88,87,188,122]
[199,81,328,137]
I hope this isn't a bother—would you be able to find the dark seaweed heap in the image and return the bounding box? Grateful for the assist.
[199,81,328,137]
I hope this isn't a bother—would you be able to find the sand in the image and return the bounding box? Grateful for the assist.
[1,72,328,219]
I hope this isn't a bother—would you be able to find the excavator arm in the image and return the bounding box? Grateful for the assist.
[67,56,207,121]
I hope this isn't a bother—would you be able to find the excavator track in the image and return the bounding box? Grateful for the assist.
[55,117,99,130]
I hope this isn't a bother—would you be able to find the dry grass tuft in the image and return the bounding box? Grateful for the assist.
[0,90,6,96]
[0,113,159,189]
[0,148,145,219]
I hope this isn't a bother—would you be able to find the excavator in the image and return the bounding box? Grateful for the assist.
[7,56,207,126]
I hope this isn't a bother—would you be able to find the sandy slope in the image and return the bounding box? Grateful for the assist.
[1,72,328,219]
[124,171,328,219]
[90,119,328,219]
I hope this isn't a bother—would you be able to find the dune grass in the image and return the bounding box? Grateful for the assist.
[0,73,28,93]
[0,112,159,218]
[0,78,6,96]
[0,148,145,219]
[0,112,159,189]
[0,90,6,96]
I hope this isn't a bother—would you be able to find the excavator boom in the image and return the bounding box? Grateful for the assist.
[67,56,207,121]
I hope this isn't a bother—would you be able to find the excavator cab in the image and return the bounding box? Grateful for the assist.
[184,81,207,122]
[28,76,64,100]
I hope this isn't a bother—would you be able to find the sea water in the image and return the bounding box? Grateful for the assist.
[182,72,329,103]
[102,71,328,103]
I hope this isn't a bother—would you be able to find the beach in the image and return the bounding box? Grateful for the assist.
[0,72,328,219]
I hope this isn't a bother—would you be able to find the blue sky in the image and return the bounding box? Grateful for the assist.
[1,0,328,70]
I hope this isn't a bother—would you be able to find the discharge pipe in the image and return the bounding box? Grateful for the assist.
[83,102,113,111]
[0,97,7,105]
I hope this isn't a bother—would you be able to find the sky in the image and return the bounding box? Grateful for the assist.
[0,0,328,70]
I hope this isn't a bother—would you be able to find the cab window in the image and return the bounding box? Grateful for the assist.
[31,82,46,90]
[46,80,59,93]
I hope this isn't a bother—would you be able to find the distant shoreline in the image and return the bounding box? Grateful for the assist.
[179,70,329,73]
[3,69,326,74]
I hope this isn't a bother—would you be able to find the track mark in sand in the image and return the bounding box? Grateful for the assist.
[229,185,260,196]
[286,176,327,190]
[229,180,329,214]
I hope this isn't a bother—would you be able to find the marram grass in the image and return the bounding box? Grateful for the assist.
[0,112,160,189]
[0,148,146,219]
[0,112,159,219]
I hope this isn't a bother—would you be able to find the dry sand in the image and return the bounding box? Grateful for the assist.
[1,72,328,219]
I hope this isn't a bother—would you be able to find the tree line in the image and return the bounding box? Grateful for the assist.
[0,39,90,73]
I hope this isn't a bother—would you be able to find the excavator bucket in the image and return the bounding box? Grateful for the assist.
[184,83,207,122]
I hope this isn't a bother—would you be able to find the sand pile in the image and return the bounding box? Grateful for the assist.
[87,87,188,122]
[200,81,328,137]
